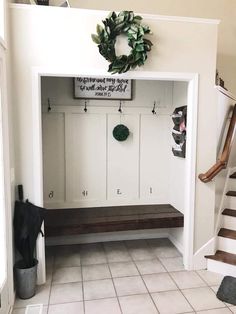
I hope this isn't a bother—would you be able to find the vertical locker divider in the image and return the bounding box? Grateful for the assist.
[64,112,70,204]
[138,113,141,199]
[64,112,68,204]
[105,113,108,201]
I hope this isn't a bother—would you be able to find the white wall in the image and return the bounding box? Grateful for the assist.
[168,82,188,248]
[0,0,15,311]
[68,0,236,94]
[169,81,188,212]
[41,77,173,108]
[10,5,218,252]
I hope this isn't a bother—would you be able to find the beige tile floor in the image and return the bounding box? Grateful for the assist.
[13,238,236,314]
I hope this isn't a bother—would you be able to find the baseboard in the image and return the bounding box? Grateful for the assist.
[9,291,15,314]
[46,228,170,246]
[192,236,216,270]
[168,233,184,254]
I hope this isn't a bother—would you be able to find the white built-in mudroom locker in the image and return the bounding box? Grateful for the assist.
[41,77,187,215]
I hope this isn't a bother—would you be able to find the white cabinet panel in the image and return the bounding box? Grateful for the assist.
[140,115,171,202]
[65,113,106,204]
[107,114,139,201]
[42,113,65,204]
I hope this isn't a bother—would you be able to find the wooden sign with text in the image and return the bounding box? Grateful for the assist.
[74,77,132,100]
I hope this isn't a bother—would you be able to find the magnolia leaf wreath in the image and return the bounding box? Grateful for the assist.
[91,11,153,74]
[113,124,129,141]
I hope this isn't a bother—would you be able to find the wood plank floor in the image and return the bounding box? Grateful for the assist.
[45,204,184,237]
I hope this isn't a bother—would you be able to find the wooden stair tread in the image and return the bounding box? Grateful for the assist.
[206,250,236,266]
[45,204,184,237]
[226,191,236,197]
[218,228,236,240]
[222,208,236,217]
[230,172,236,179]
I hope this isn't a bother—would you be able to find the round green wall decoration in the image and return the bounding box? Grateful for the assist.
[91,11,153,74]
[113,124,130,141]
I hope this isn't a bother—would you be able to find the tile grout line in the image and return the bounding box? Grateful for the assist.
[144,239,196,313]
[168,270,228,312]
[194,272,233,310]
[46,251,55,314]
[102,242,124,314]
[49,247,84,311]
[51,265,213,284]
[80,256,86,314]
[123,239,161,314]
[47,241,233,313]
[46,294,162,306]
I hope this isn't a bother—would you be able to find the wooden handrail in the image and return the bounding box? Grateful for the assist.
[199,104,236,183]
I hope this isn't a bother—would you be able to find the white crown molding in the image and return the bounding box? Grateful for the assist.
[9,3,220,25]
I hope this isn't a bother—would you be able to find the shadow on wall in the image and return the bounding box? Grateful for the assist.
[217,54,236,95]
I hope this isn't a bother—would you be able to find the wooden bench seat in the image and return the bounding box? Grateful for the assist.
[44,204,184,237]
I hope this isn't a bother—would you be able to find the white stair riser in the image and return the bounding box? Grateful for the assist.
[228,179,236,191]
[227,196,236,209]
[207,259,236,277]
[222,215,236,230]
[218,236,236,254]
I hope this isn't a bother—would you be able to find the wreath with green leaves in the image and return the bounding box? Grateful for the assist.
[92,11,153,74]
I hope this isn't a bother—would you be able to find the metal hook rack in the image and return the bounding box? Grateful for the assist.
[152,101,157,115]
[84,100,88,113]
[47,98,51,112]
[118,101,122,114]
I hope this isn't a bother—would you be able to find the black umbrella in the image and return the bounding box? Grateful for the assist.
[14,185,45,268]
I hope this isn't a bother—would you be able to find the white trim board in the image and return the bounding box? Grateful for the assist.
[192,236,216,270]
[0,46,14,311]
[46,228,171,247]
[168,233,184,255]
[32,68,198,284]
[46,228,184,255]
[215,85,236,102]
[9,4,220,25]
[207,259,236,277]
[218,236,236,255]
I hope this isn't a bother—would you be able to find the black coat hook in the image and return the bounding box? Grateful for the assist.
[47,98,51,112]
[118,101,122,113]
[84,100,87,113]
[152,101,157,115]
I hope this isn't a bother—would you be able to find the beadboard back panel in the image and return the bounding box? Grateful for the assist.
[42,80,187,212]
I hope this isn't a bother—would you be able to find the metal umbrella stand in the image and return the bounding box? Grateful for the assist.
[14,185,45,299]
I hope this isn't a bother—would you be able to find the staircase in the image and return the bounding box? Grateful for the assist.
[206,171,236,276]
